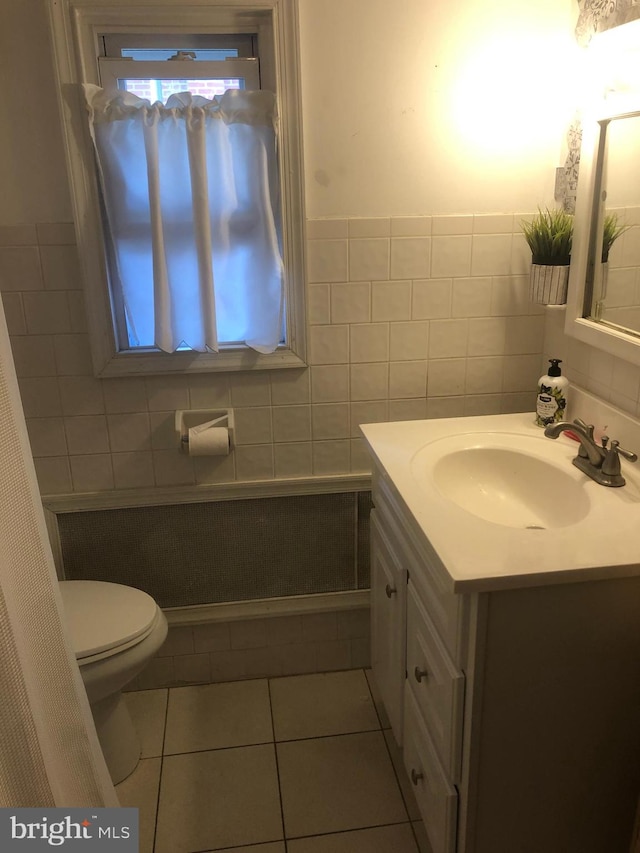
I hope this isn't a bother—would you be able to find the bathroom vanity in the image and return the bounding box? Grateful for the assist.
[362,410,640,853]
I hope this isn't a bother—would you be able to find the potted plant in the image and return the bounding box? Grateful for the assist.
[521,208,573,305]
[601,212,629,263]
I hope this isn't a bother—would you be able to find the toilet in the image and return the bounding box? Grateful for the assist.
[59,580,168,784]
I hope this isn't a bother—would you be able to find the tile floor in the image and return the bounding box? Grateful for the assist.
[117,669,431,853]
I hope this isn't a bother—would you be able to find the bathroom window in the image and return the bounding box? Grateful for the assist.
[49,0,305,376]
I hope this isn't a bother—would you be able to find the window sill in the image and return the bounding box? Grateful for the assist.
[94,345,307,377]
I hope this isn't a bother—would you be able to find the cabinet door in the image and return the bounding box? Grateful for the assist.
[370,508,407,744]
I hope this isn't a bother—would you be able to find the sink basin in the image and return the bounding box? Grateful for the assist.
[411,432,591,529]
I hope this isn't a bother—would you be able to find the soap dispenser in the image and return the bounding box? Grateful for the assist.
[535,359,569,427]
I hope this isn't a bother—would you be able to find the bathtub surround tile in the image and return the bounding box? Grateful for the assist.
[411,279,452,319]
[312,439,350,474]
[270,670,379,741]
[26,417,67,457]
[155,745,282,852]
[125,690,168,759]
[371,281,412,321]
[2,292,26,335]
[390,238,430,280]
[431,215,473,235]
[273,442,313,478]
[307,239,349,282]
[0,246,43,291]
[349,239,390,281]
[164,680,272,754]
[389,361,428,399]
[349,323,389,363]
[306,219,348,240]
[330,282,371,324]
[311,402,350,439]
[391,216,432,237]
[389,322,429,361]
[277,731,407,837]
[272,405,312,443]
[39,245,82,290]
[431,235,472,279]
[309,324,349,364]
[307,284,331,325]
[115,757,161,853]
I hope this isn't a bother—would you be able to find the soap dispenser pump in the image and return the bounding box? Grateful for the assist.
[535,359,569,427]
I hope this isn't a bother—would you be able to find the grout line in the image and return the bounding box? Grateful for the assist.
[266,677,288,852]
[152,687,171,853]
[284,818,414,843]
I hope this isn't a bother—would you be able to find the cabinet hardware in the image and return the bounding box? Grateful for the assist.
[414,665,428,683]
[385,584,396,598]
[411,768,424,785]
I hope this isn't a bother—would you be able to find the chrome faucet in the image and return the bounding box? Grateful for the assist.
[544,418,637,487]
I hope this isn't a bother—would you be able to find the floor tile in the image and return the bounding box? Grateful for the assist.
[125,689,167,758]
[287,823,418,852]
[412,820,435,853]
[115,757,161,853]
[204,845,285,853]
[155,745,282,853]
[270,670,379,741]
[383,729,421,821]
[365,669,391,729]
[277,731,408,838]
[164,678,272,754]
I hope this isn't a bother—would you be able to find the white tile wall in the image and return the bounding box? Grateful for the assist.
[1,215,598,496]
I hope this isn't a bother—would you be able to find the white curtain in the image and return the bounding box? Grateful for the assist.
[84,85,284,354]
[0,301,116,807]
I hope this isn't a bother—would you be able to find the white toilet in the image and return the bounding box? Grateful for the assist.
[59,580,168,784]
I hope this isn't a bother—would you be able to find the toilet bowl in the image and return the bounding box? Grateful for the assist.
[59,580,168,784]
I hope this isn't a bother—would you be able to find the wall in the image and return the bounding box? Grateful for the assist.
[0,0,586,497]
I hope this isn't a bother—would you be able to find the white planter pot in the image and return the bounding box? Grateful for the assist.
[529,264,570,305]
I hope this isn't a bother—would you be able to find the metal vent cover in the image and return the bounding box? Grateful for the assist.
[57,491,371,608]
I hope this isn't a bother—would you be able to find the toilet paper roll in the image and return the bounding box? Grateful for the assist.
[187,420,230,456]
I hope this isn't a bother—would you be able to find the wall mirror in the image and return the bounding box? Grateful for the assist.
[566,97,640,367]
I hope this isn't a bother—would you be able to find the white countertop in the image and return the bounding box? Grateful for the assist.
[361,409,640,592]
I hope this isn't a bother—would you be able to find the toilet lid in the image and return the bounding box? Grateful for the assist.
[59,581,159,660]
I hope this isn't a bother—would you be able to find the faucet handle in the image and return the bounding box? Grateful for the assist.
[601,440,638,478]
[572,419,595,458]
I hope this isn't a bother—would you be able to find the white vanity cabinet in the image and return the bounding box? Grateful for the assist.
[370,466,640,853]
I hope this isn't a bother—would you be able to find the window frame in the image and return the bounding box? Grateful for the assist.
[48,0,306,377]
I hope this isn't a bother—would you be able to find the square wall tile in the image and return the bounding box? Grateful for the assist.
[427,359,467,397]
[349,239,390,281]
[350,401,389,437]
[389,361,427,399]
[350,438,372,473]
[194,453,236,484]
[490,275,534,317]
[465,356,504,395]
[103,378,148,413]
[389,322,429,361]
[471,234,513,276]
[270,369,310,406]
[432,215,473,235]
[350,363,388,401]
[502,354,541,393]
[430,236,472,279]
[40,245,81,290]
[10,335,56,377]
[187,373,230,408]
[69,454,114,492]
[53,334,92,375]
[412,279,452,320]
[230,373,272,407]
[390,238,430,280]
[504,316,545,355]
[115,757,161,853]
[331,283,371,324]
[312,440,350,475]
[152,449,195,486]
[473,213,514,233]
[0,247,43,291]
[372,281,411,322]
[452,277,493,318]
[234,407,273,445]
[235,445,274,480]
[307,219,348,239]
[59,376,105,415]
[309,324,349,364]
[388,398,427,421]
[18,377,62,418]
[112,452,155,489]
[107,413,151,452]
[311,365,349,403]
[391,216,431,237]
[64,415,110,455]
[2,293,26,334]
[23,291,71,334]
[33,456,72,495]
[348,218,390,238]
[145,376,190,412]
[272,405,311,443]
[307,240,348,282]
[349,323,389,363]
[312,403,350,439]
[467,318,507,356]
[428,319,468,359]
[0,225,37,246]
[308,285,331,325]
[274,442,313,478]
[125,690,168,759]
[36,223,76,245]
[26,417,67,457]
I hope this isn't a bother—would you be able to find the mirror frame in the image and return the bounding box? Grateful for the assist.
[565,95,640,367]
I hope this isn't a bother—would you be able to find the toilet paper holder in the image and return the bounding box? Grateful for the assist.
[175,409,234,452]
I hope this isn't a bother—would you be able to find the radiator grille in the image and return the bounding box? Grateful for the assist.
[58,491,371,608]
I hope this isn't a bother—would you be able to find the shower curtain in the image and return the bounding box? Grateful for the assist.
[0,298,116,807]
